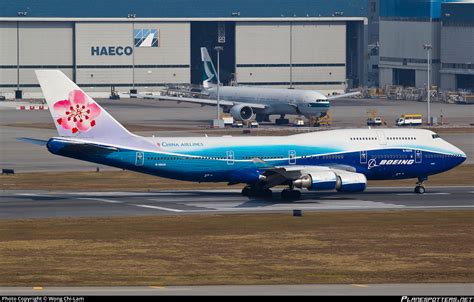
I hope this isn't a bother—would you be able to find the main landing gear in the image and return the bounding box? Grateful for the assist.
[275,114,290,125]
[241,185,272,198]
[281,189,301,200]
[414,177,427,194]
[241,185,302,199]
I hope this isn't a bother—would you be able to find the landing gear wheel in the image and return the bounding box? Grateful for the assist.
[275,118,290,125]
[414,186,425,194]
[258,188,273,198]
[414,177,427,194]
[281,189,301,200]
[241,186,252,196]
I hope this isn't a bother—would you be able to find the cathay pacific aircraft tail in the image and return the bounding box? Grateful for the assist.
[26,70,466,198]
[201,47,218,88]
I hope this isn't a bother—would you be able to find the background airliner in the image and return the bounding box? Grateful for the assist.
[133,47,360,124]
[26,70,466,198]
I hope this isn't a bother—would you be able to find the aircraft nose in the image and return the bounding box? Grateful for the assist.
[460,150,467,164]
[452,147,466,167]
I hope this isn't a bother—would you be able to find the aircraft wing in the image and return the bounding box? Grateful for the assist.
[131,93,267,109]
[326,91,361,100]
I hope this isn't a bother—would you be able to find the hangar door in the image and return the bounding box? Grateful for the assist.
[235,22,346,93]
[191,22,235,86]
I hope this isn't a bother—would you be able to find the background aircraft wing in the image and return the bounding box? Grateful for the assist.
[326,91,361,100]
[131,93,267,109]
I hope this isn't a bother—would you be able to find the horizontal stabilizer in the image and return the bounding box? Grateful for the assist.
[16,137,48,146]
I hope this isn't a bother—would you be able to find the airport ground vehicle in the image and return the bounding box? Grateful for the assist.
[232,121,244,128]
[24,71,466,199]
[294,118,305,127]
[367,117,382,126]
[249,121,259,128]
[396,114,423,126]
[222,115,234,127]
[366,109,386,126]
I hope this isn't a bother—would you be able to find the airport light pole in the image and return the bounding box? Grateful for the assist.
[423,43,432,125]
[214,46,223,120]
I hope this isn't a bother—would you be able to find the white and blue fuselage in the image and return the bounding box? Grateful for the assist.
[46,128,466,185]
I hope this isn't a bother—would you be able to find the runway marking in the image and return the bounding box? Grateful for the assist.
[66,192,160,197]
[149,286,165,290]
[397,193,451,196]
[351,284,369,288]
[17,193,53,197]
[369,186,474,189]
[407,205,474,209]
[133,204,184,212]
[79,198,123,204]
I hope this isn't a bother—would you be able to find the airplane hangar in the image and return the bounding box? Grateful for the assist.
[0,0,368,97]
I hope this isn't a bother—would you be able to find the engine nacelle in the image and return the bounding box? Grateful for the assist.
[230,104,254,121]
[293,170,337,191]
[335,170,367,192]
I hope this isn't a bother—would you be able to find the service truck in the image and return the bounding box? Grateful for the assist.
[396,114,423,126]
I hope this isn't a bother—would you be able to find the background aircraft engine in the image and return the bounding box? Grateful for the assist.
[293,170,337,191]
[230,104,254,121]
[335,170,367,192]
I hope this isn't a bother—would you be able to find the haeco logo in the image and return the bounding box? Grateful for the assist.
[91,46,133,56]
[90,29,158,56]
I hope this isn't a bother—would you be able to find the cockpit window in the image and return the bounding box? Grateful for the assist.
[308,100,328,107]
[432,134,440,139]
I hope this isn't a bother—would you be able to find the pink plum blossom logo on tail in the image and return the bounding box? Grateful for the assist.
[53,90,101,134]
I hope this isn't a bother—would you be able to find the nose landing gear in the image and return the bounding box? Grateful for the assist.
[414,177,427,194]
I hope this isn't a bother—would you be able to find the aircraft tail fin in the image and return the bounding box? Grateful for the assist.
[200,47,219,88]
[35,70,133,139]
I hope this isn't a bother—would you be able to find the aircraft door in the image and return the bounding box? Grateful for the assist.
[288,150,296,165]
[376,130,387,145]
[360,150,368,164]
[135,152,144,166]
[415,150,422,163]
[226,151,234,165]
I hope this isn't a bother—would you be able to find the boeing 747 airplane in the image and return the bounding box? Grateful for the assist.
[23,70,466,199]
[133,47,360,124]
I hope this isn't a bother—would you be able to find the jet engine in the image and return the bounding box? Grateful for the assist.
[230,104,254,121]
[292,169,367,192]
[335,170,367,192]
[293,170,337,191]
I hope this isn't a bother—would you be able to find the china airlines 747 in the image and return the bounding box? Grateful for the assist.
[21,70,466,199]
